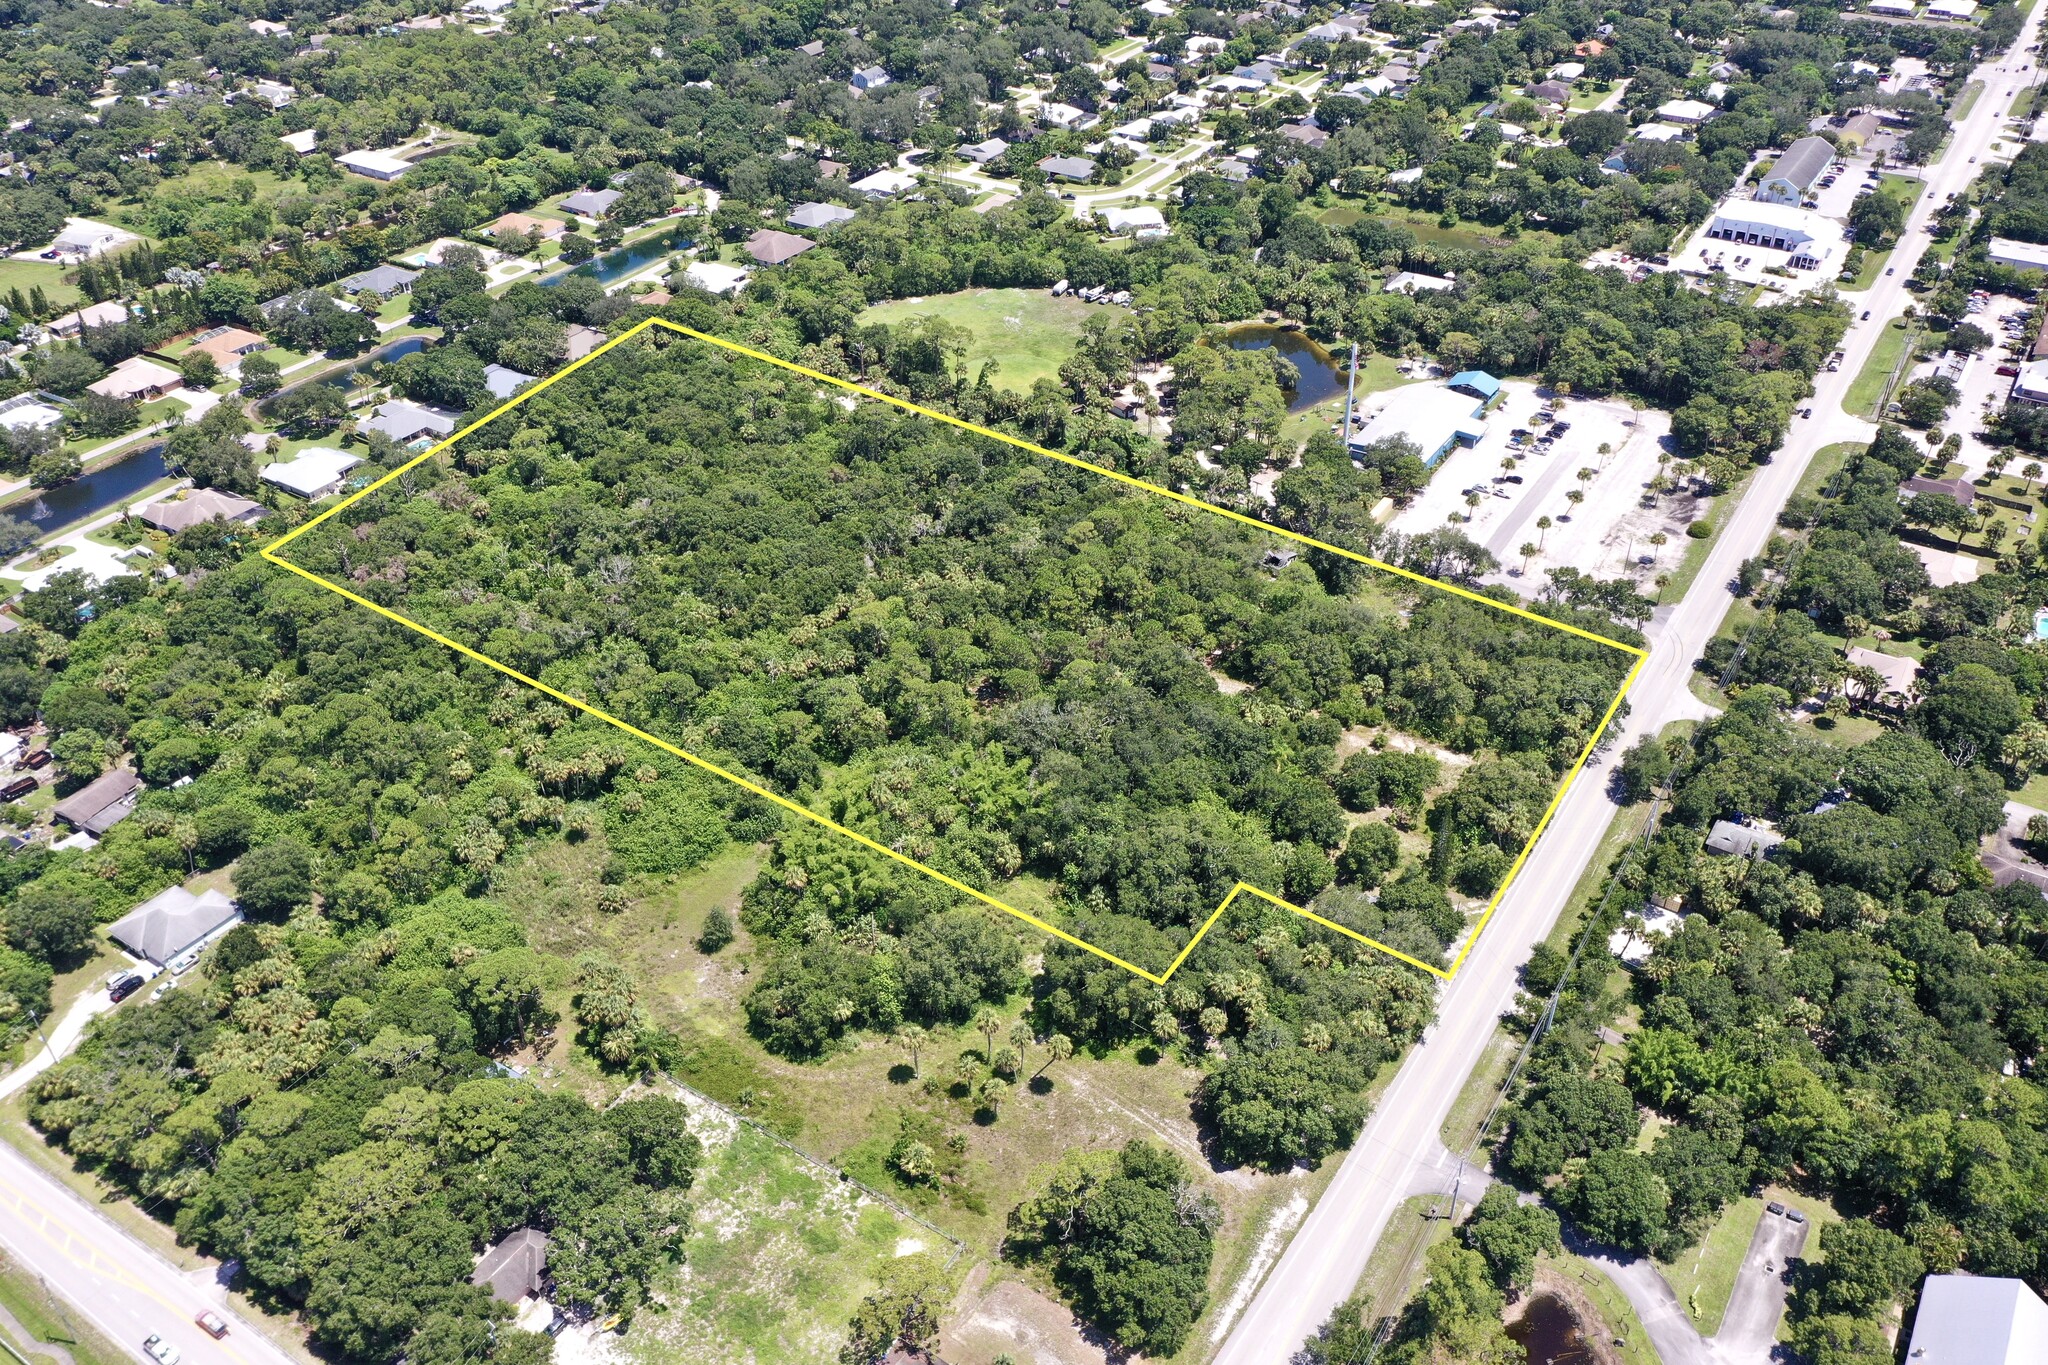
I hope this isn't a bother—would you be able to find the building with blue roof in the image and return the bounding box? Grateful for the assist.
[1448,370,1502,403]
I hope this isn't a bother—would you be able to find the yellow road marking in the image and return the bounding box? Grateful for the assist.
[265,319,1645,983]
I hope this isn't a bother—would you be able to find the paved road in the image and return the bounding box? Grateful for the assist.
[0,1139,295,1365]
[1716,1211,1809,1364]
[1216,16,2045,1362]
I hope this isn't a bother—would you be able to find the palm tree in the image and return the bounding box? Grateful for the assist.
[2024,461,2043,496]
[894,1023,928,1078]
[1565,489,1585,514]
[1032,1033,1074,1081]
[1519,541,1539,574]
[1577,466,1596,487]
[1464,490,1482,521]
[1535,514,1552,546]
[976,1076,1010,1117]
[975,1011,1001,1063]
[1647,531,1668,562]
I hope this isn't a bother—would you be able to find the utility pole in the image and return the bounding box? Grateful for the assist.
[23,1007,56,1066]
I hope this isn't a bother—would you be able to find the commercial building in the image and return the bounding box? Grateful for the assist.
[1349,383,1489,466]
[1755,135,1834,206]
[2013,358,2048,405]
[336,147,412,180]
[1988,237,2048,271]
[1902,1275,2048,1365]
[1703,201,1832,269]
[107,886,241,969]
[262,446,364,497]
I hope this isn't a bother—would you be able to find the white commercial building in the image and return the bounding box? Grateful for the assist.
[1704,200,1833,269]
[1902,1276,2048,1365]
[336,147,412,180]
[2013,358,2048,405]
[1349,384,1489,466]
[1988,237,2048,271]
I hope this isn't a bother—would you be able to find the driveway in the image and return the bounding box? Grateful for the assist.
[1716,1211,1808,1363]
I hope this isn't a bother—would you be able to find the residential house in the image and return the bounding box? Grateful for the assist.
[188,326,270,378]
[136,489,264,534]
[472,1230,549,1305]
[850,66,892,94]
[1039,102,1090,130]
[485,211,567,241]
[107,885,242,969]
[0,397,62,434]
[959,138,1009,165]
[248,79,295,107]
[560,187,621,218]
[336,147,412,180]
[1037,155,1097,182]
[262,446,363,497]
[1525,80,1572,105]
[1927,0,1977,15]
[87,357,181,403]
[745,229,816,265]
[1550,61,1586,81]
[279,129,319,155]
[849,168,918,198]
[339,264,420,299]
[49,222,126,260]
[483,364,535,400]
[1900,474,1976,506]
[683,260,749,295]
[47,300,129,337]
[1656,98,1719,125]
[1384,269,1455,294]
[363,402,460,446]
[1704,819,1784,858]
[52,769,140,836]
[1100,205,1169,238]
[563,324,608,360]
[786,202,857,230]
[1279,122,1329,149]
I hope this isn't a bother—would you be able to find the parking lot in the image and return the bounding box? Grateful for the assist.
[1388,382,1686,592]
[1906,291,2037,482]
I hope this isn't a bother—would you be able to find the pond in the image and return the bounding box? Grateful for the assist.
[4,442,171,534]
[311,335,429,392]
[545,225,696,288]
[1507,1293,1594,1365]
[1218,324,1351,413]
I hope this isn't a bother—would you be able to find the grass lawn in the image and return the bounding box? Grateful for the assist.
[0,259,82,311]
[111,162,293,225]
[1314,199,1573,257]
[858,288,1124,393]
[0,1250,129,1365]
[1878,173,1925,212]
[1438,1027,1520,1154]
[1843,320,1917,420]
[1953,81,1986,122]
[1278,352,1418,447]
[625,1111,910,1365]
[1795,442,1864,505]
[1658,1198,1760,1333]
[2013,769,2048,810]
[1350,1196,1460,1328]
[1839,248,1891,292]
[2015,85,2040,119]
[1658,468,1756,605]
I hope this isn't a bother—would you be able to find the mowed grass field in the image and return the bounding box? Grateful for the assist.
[0,258,83,310]
[858,287,1121,392]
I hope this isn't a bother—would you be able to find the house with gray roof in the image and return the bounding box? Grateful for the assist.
[107,886,241,968]
[1756,135,1835,207]
[339,264,420,298]
[483,364,535,400]
[1903,1275,2048,1365]
[786,202,857,230]
[561,187,622,218]
[52,769,140,836]
[1705,819,1784,859]
[1037,155,1097,182]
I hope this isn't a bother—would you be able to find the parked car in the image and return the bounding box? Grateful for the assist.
[1767,1201,1786,1216]
[1999,364,2020,377]
[110,974,144,1004]
[168,948,201,975]
[142,1335,182,1365]
[194,1311,228,1340]
[1786,1208,1808,1224]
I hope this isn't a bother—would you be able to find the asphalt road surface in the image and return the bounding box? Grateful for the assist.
[1215,14,2047,1361]
[0,1138,296,1365]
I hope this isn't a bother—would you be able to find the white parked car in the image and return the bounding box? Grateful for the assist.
[143,1334,183,1365]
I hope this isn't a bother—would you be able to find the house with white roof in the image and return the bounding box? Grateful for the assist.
[1099,206,1169,238]
[683,260,749,295]
[262,447,362,498]
[280,129,319,155]
[1384,269,1455,294]
[849,168,918,198]
[47,300,128,337]
[1657,98,1719,125]
[1038,101,1090,130]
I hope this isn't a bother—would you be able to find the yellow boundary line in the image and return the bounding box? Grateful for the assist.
[263,318,1645,984]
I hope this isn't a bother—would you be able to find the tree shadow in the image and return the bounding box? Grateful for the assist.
[1029,1075,1053,1096]
[886,1063,916,1085]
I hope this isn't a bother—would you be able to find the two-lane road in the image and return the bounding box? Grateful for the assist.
[1216,15,2046,1361]
[0,1139,298,1365]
